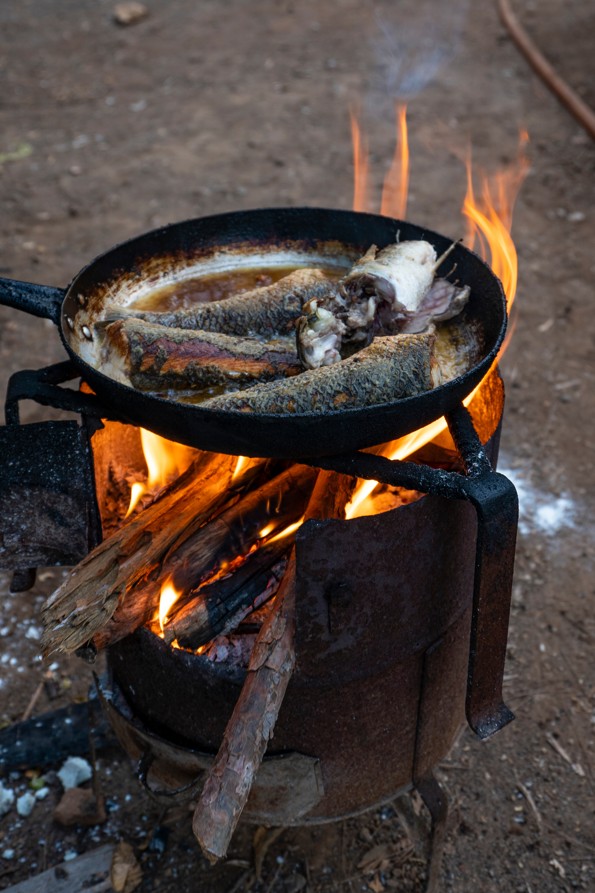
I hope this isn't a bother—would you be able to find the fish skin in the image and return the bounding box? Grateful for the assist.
[101,318,301,391]
[201,333,435,415]
[104,268,340,337]
[431,316,484,387]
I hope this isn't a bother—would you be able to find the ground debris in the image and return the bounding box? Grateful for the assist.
[110,841,142,893]
[112,2,148,26]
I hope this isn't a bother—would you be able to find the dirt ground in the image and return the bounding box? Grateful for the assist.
[0,0,594,891]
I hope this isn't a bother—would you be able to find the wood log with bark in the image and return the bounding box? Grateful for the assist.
[91,462,316,650]
[191,468,355,863]
[163,543,290,650]
[40,451,238,657]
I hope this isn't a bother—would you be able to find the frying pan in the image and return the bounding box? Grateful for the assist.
[0,207,506,458]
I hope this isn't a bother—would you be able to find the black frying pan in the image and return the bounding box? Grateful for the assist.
[0,207,506,458]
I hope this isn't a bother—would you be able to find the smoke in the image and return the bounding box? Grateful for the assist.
[368,0,470,101]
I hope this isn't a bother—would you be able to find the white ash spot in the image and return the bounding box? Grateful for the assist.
[498,462,576,537]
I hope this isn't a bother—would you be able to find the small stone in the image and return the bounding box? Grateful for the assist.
[567,211,585,223]
[2,849,15,860]
[53,788,106,827]
[16,792,36,817]
[113,2,148,26]
[0,781,15,816]
[57,756,93,789]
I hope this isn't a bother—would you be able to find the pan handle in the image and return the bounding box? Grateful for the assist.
[0,277,65,326]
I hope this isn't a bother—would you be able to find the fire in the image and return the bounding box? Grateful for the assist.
[126,428,195,515]
[380,103,409,220]
[463,130,530,321]
[157,578,182,633]
[261,518,304,544]
[346,117,529,518]
[350,107,370,213]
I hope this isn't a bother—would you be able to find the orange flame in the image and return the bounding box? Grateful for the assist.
[157,578,182,633]
[380,103,409,220]
[261,518,304,544]
[126,428,195,516]
[350,107,370,213]
[346,122,529,518]
[463,131,530,317]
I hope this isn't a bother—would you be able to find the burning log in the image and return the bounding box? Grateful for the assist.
[40,451,238,657]
[191,469,355,863]
[164,543,289,650]
[104,267,338,336]
[100,319,302,391]
[201,332,435,414]
[95,463,316,649]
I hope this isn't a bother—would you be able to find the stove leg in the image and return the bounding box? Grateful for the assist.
[415,773,449,893]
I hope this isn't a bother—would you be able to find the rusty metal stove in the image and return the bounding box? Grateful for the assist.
[0,359,517,887]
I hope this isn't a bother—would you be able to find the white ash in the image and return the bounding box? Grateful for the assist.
[498,461,576,537]
[0,781,15,816]
[24,625,42,641]
[1,849,15,860]
[57,756,93,790]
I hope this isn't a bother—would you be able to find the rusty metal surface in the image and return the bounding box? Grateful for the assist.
[109,490,480,821]
[0,419,98,571]
[98,676,324,824]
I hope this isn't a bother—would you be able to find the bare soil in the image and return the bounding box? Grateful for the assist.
[0,1,594,891]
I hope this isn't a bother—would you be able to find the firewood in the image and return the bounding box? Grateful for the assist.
[164,543,289,650]
[92,463,316,650]
[191,469,355,863]
[40,451,237,657]
[161,463,316,596]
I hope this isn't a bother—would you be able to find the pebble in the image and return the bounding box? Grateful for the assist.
[0,781,15,816]
[57,756,93,790]
[113,2,148,26]
[16,792,36,817]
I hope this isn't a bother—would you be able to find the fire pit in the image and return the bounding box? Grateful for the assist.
[0,208,518,890]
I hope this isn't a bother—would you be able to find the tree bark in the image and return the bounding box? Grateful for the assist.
[92,463,315,650]
[41,451,237,657]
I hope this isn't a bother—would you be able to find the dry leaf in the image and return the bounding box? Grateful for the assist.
[110,841,143,893]
[368,874,385,893]
[358,844,393,872]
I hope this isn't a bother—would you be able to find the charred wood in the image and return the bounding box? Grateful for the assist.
[191,469,355,862]
[164,543,290,650]
[40,451,237,657]
[91,463,315,650]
